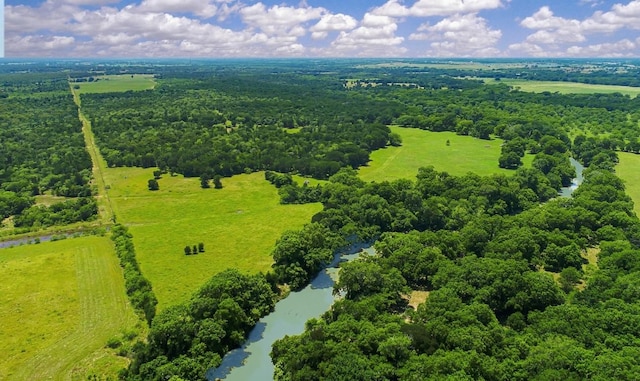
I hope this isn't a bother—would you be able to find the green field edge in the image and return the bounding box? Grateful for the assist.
[2,237,141,380]
[71,83,115,227]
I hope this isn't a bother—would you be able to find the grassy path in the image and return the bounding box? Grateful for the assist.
[70,85,115,225]
[3,237,139,380]
[617,152,640,216]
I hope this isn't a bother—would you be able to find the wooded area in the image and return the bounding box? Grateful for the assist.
[2,59,640,380]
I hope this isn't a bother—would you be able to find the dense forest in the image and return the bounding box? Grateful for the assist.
[2,59,640,380]
[0,74,96,231]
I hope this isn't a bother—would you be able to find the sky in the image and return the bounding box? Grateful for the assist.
[3,0,640,58]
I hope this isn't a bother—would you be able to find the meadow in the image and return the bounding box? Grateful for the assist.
[0,236,140,380]
[72,74,156,95]
[617,152,640,216]
[490,79,640,98]
[104,168,322,310]
[359,126,533,182]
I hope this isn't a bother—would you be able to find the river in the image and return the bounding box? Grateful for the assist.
[207,157,586,380]
[558,157,585,198]
[207,243,373,381]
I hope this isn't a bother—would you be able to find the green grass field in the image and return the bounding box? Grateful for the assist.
[104,168,322,310]
[359,127,533,182]
[490,79,640,98]
[617,152,640,216]
[72,74,156,94]
[0,236,140,380]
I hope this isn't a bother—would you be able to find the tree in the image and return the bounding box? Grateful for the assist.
[213,175,223,189]
[200,174,210,188]
[559,267,581,293]
[192,245,198,255]
[198,242,205,252]
[148,179,159,191]
[184,246,192,255]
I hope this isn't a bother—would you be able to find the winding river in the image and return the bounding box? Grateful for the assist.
[207,157,586,381]
[207,244,373,381]
[559,157,585,198]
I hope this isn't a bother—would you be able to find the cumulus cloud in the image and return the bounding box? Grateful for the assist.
[326,12,406,57]
[410,13,502,57]
[6,35,76,57]
[566,39,637,57]
[239,2,326,36]
[310,13,358,40]
[513,1,640,57]
[373,0,504,17]
[137,0,219,19]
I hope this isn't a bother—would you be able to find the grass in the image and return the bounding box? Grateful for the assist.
[72,74,156,95]
[104,168,322,310]
[617,152,640,216]
[0,236,140,380]
[490,79,640,98]
[359,126,533,182]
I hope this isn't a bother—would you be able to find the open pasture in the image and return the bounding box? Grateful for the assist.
[617,152,640,216]
[72,74,156,94]
[0,236,139,380]
[104,168,322,310]
[359,126,532,182]
[492,79,640,98]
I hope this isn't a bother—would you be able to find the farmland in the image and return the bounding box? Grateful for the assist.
[103,167,322,309]
[617,152,640,215]
[71,74,156,95]
[359,126,533,182]
[0,236,139,380]
[490,78,640,98]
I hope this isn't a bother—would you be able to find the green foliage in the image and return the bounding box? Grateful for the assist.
[272,223,344,290]
[111,224,158,325]
[124,269,275,381]
[0,72,95,229]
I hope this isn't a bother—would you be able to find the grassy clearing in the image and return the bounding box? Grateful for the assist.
[407,290,430,310]
[359,126,533,182]
[0,236,140,380]
[490,79,640,98]
[72,74,156,95]
[617,152,640,215]
[104,168,322,310]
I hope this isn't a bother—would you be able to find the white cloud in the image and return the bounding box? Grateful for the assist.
[137,0,219,19]
[5,2,78,33]
[410,13,502,57]
[239,2,325,36]
[310,13,357,40]
[6,35,76,56]
[373,0,504,17]
[514,2,640,57]
[566,39,637,57]
[327,12,406,57]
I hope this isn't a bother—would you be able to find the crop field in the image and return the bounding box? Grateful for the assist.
[104,168,322,310]
[0,236,139,380]
[72,74,156,94]
[491,79,640,98]
[617,152,640,215]
[359,126,533,182]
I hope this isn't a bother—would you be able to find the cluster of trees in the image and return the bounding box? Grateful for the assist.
[13,197,97,228]
[184,243,204,255]
[122,269,275,381]
[271,158,640,381]
[79,73,401,180]
[111,224,158,325]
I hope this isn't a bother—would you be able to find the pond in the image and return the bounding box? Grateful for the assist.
[207,243,373,381]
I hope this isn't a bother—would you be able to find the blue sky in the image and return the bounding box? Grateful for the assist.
[4,0,640,58]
